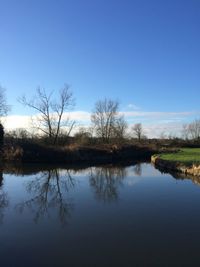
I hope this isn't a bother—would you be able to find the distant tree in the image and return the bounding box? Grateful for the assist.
[6,128,30,140]
[0,85,9,150]
[19,84,75,145]
[0,124,4,151]
[182,119,200,141]
[91,98,127,143]
[74,127,92,145]
[168,133,177,140]
[113,115,128,141]
[182,124,189,140]
[132,123,144,141]
[188,119,200,140]
[0,86,10,117]
[159,131,167,140]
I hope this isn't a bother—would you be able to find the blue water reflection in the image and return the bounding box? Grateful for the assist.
[1,163,200,266]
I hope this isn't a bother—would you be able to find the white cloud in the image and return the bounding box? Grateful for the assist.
[121,111,197,119]
[123,110,199,138]
[2,111,91,132]
[1,110,199,138]
[127,103,140,110]
[2,115,32,130]
[62,111,91,122]
[142,122,184,138]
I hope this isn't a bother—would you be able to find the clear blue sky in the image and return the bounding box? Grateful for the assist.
[0,0,199,123]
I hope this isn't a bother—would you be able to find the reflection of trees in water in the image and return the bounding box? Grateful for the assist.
[132,163,142,176]
[0,171,9,224]
[89,166,126,202]
[0,191,8,224]
[16,169,75,226]
[0,169,3,187]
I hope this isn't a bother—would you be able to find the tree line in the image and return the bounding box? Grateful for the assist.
[0,85,200,146]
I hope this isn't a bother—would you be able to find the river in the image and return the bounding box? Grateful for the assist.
[0,162,200,266]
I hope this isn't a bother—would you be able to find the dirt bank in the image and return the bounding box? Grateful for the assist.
[3,142,157,164]
[151,155,200,177]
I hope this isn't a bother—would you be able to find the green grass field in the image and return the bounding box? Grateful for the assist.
[159,148,200,166]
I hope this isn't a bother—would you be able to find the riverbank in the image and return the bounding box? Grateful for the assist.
[2,142,159,164]
[151,148,200,177]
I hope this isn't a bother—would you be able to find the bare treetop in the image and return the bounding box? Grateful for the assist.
[182,119,200,140]
[132,123,145,141]
[0,86,10,117]
[19,84,75,144]
[91,98,127,143]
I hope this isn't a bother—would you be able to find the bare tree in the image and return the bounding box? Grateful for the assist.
[0,85,10,117]
[91,98,127,143]
[132,123,144,141]
[19,84,75,144]
[182,124,189,140]
[188,119,200,140]
[113,115,128,141]
[182,119,200,141]
[0,86,9,150]
[52,87,75,144]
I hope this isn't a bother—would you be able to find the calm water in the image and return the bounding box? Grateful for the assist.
[1,162,200,266]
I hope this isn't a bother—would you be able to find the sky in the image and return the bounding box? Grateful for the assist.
[0,0,200,137]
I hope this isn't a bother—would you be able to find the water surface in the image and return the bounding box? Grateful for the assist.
[1,162,200,266]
